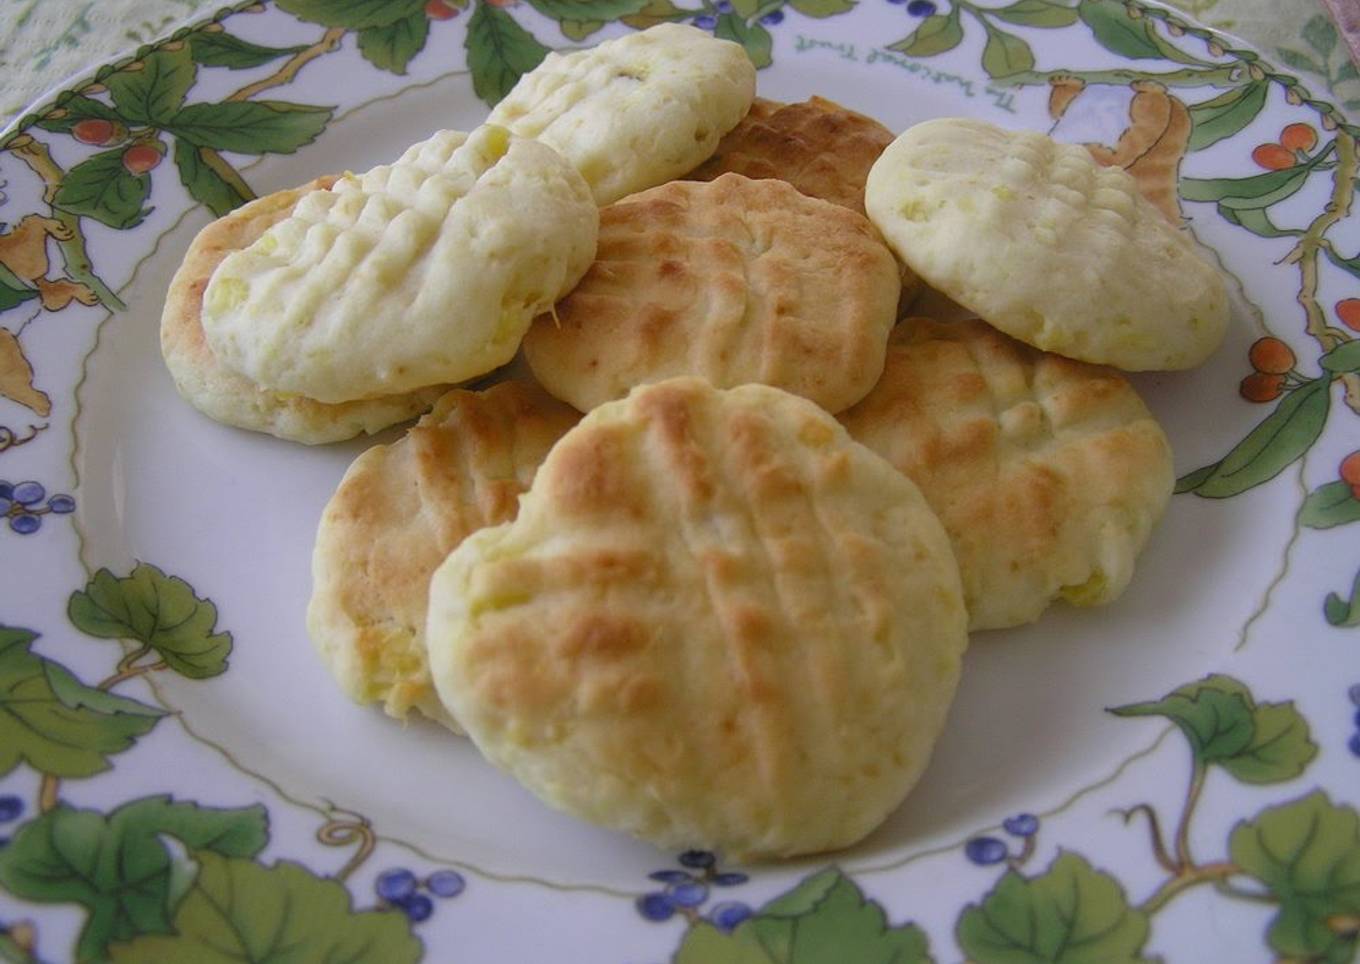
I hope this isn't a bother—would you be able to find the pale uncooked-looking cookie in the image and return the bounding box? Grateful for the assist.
[160,176,447,444]
[523,173,901,414]
[488,24,755,205]
[686,96,894,215]
[865,118,1228,370]
[426,377,968,859]
[202,126,598,402]
[840,317,1173,631]
[308,380,579,728]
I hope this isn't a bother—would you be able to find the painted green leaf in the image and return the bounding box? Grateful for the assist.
[166,100,332,155]
[106,852,422,964]
[0,796,267,962]
[1112,675,1315,783]
[955,852,1151,964]
[621,0,687,28]
[980,23,1035,78]
[788,0,856,19]
[887,7,964,56]
[0,625,164,779]
[466,3,550,106]
[1217,203,1302,239]
[1321,340,1360,373]
[357,10,430,74]
[0,277,39,312]
[1303,12,1338,57]
[560,18,606,40]
[67,563,232,679]
[1338,60,1360,83]
[1188,82,1268,152]
[53,147,153,230]
[276,0,426,29]
[1324,569,1360,627]
[1181,143,1333,210]
[34,94,124,134]
[188,32,308,69]
[525,0,650,20]
[1300,480,1360,529]
[1323,244,1360,282]
[172,140,250,217]
[715,14,773,69]
[1230,791,1360,962]
[992,0,1078,28]
[1177,377,1331,498]
[675,868,932,964]
[1078,0,1161,59]
[106,46,196,125]
[1275,47,1324,76]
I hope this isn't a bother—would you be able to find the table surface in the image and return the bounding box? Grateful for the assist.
[1,0,1357,127]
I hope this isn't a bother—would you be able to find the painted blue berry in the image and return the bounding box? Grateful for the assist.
[399,893,434,922]
[759,9,784,24]
[678,850,715,869]
[712,872,749,886]
[0,796,22,822]
[666,880,709,907]
[0,498,9,515]
[427,869,465,898]
[11,482,44,505]
[0,482,11,500]
[906,0,937,14]
[694,13,717,28]
[1003,813,1039,837]
[47,495,75,514]
[965,837,1009,865]
[10,515,40,535]
[715,0,732,9]
[648,869,693,884]
[710,901,753,932]
[636,891,676,921]
[1349,683,1360,707]
[887,0,909,5]
[1350,731,1360,758]
[375,868,418,903]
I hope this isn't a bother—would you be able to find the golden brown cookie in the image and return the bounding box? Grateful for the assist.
[839,318,1174,631]
[523,173,901,415]
[425,377,968,858]
[308,380,579,729]
[160,176,447,444]
[686,96,894,215]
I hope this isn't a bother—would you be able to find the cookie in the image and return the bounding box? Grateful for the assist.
[425,377,968,859]
[840,317,1174,631]
[522,173,901,414]
[686,96,894,215]
[488,23,755,205]
[308,380,579,728]
[202,126,598,402]
[865,118,1229,370]
[160,176,447,444]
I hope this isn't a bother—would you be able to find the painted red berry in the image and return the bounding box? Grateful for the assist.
[1279,123,1318,153]
[1336,298,1360,332]
[425,0,459,18]
[1251,143,1295,170]
[1248,336,1296,375]
[1340,451,1360,488]
[1239,372,1285,403]
[121,144,162,175]
[72,118,116,145]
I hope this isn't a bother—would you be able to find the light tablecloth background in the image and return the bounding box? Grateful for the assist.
[2,0,1357,125]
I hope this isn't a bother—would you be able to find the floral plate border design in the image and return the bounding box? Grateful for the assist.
[1,1,1358,961]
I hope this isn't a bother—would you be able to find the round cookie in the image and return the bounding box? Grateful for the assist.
[839,317,1174,631]
[865,118,1229,370]
[487,23,756,205]
[202,126,598,402]
[686,96,894,215]
[425,376,968,859]
[161,176,447,444]
[523,173,901,414]
[308,380,579,729]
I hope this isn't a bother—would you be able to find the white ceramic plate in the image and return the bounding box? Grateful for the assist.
[1,1,1358,960]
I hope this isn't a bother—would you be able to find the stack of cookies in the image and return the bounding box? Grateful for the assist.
[162,24,1228,861]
